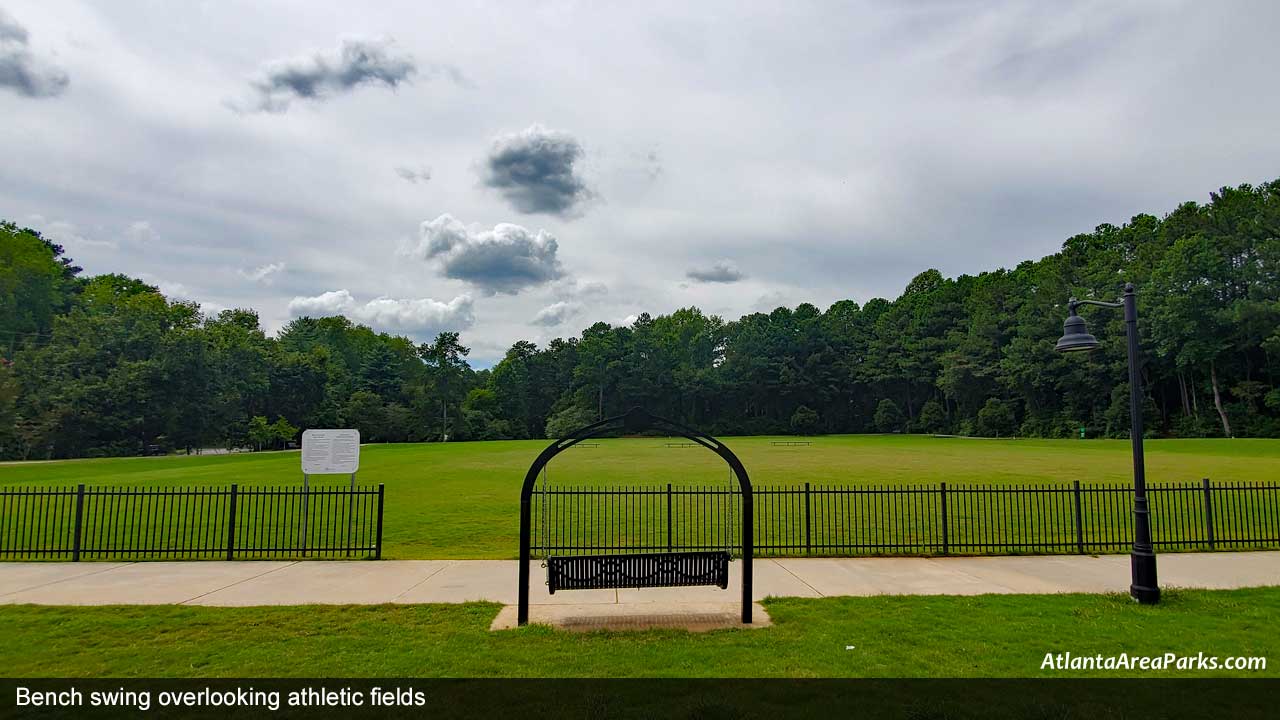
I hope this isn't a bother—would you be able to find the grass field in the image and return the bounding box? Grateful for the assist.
[1,588,1276,677]
[2,436,1277,558]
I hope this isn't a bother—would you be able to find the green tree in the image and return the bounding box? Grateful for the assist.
[789,405,821,435]
[917,399,946,434]
[270,417,298,449]
[419,332,472,441]
[341,391,388,442]
[246,416,272,451]
[0,364,18,456]
[977,398,1017,437]
[0,222,80,350]
[545,403,597,439]
[874,399,904,433]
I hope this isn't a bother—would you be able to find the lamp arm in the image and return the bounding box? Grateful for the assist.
[1069,298,1124,311]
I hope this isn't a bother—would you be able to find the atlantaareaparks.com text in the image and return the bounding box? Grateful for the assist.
[1041,652,1266,671]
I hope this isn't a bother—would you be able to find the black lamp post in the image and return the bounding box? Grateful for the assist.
[1056,282,1160,604]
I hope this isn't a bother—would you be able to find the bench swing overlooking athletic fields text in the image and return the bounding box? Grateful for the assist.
[518,407,755,625]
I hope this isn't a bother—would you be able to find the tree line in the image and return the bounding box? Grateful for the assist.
[1,179,1277,458]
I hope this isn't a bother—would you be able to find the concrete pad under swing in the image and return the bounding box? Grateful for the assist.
[489,601,772,632]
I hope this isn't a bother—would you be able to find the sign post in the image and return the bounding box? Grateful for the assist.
[301,429,361,556]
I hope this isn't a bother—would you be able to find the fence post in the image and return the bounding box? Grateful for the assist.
[71,484,86,562]
[666,483,673,552]
[374,484,385,560]
[939,482,948,555]
[1202,477,1215,551]
[1072,480,1085,554]
[804,482,812,556]
[226,484,238,560]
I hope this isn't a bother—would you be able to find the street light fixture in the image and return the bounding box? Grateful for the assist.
[1055,282,1160,604]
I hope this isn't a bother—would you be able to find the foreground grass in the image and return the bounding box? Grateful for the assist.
[1,436,1276,558]
[1,588,1276,678]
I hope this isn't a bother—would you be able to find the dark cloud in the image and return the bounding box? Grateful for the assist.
[408,214,564,295]
[0,10,68,98]
[686,261,744,283]
[482,124,592,216]
[0,12,25,42]
[241,37,421,112]
[394,165,431,183]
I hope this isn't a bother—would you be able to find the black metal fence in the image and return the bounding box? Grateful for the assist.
[0,484,385,561]
[531,479,1280,557]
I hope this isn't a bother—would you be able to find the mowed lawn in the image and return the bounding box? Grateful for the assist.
[1,436,1276,558]
[1,588,1277,678]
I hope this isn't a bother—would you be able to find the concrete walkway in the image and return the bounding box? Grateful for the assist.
[1,552,1277,607]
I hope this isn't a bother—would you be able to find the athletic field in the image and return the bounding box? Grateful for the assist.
[2,436,1275,559]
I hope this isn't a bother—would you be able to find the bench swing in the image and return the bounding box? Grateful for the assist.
[517,407,755,625]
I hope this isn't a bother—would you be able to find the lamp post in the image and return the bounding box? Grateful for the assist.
[1056,282,1160,604]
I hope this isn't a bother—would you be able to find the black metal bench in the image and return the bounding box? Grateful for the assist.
[547,551,730,593]
[770,440,812,446]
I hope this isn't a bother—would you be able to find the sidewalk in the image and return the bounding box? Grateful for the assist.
[2,551,1277,607]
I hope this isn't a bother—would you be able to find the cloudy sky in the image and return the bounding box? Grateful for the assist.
[3,1,1278,364]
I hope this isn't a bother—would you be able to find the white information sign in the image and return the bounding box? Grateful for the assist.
[301,429,360,474]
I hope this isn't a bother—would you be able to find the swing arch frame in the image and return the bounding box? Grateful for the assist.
[517,407,754,625]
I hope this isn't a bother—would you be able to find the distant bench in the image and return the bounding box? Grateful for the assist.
[572,442,600,448]
[771,440,812,446]
[665,442,699,448]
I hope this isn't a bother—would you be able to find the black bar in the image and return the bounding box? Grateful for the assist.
[804,482,812,555]
[71,484,85,562]
[939,482,949,554]
[1073,480,1085,554]
[1203,478,1215,550]
[226,484,238,561]
[666,483,673,552]
[375,484,385,560]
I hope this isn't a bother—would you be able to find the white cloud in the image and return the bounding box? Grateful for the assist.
[42,220,114,249]
[137,272,195,302]
[287,289,356,316]
[124,220,157,243]
[551,277,608,300]
[287,289,474,337]
[35,218,159,251]
[354,294,474,334]
[157,280,192,299]
[201,300,229,317]
[532,300,580,326]
[239,261,286,285]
